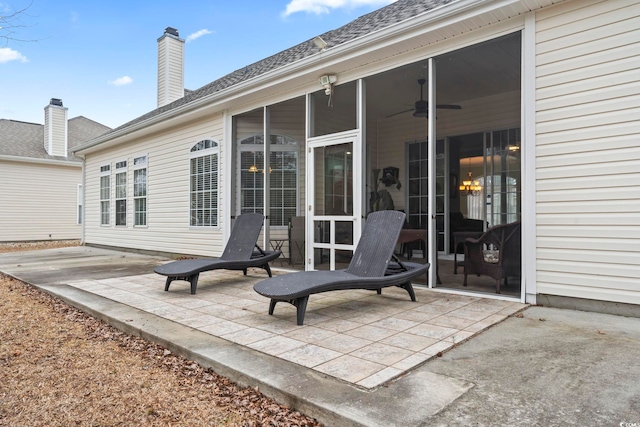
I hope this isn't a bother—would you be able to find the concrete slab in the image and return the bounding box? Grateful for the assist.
[0,246,474,426]
[2,246,639,426]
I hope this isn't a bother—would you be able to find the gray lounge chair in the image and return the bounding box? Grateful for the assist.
[155,213,281,294]
[253,210,429,325]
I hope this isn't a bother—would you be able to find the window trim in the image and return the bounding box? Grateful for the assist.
[132,155,148,227]
[114,160,127,227]
[190,139,220,228]
[99,164,111,226]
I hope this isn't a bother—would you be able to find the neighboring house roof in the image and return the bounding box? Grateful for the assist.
[103,0,452,136]
[0,117,111,163]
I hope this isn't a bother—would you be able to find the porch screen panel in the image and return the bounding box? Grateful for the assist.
[240,151,264,215]
[269,151,297,226]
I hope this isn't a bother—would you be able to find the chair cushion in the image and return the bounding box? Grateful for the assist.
[483,250,500,264]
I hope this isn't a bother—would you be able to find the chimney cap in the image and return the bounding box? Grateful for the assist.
[164,27,179,37]
[50,98,63,107]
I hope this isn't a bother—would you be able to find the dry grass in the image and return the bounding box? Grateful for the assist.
[0,242,320,427]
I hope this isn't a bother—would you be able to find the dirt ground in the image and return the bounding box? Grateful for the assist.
[0,241,320,427]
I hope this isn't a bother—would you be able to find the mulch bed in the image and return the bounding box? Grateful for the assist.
[0,242,321,426]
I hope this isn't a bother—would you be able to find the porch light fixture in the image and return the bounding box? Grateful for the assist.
[459,171,482,196]
[248,165,272,174]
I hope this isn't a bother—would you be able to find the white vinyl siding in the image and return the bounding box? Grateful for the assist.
[82,114,226,256]
[0,159,81,241]
[157,34,184,107]
[535,0,640,304]
[44,105,68,157]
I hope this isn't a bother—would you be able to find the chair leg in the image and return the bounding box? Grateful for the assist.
[262,263,273,277]
[164,277,173,292]
[463,274,468,286]
[496,278,501,294]
[189,274,199,295]
[243,268,247,275]
[268,299,278,315]
[294,296,309,326]
[400,282,417,302]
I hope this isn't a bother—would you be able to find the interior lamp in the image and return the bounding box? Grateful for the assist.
[459,171,482,195]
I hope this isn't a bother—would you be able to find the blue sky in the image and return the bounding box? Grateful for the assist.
[1,0,395,129]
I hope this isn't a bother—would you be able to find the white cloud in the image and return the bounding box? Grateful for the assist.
[186,29,213,43]
[0,47,28,63]
[282,0,396,17]
[109,76,133,86]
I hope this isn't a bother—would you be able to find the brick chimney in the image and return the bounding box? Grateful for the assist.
[44,98,68,157]
[157,27,185,108]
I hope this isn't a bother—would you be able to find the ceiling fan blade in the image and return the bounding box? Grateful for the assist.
[385,108,414,118]
[435,104,462,110]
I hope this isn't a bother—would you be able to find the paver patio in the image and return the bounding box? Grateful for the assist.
[67,269,525,389]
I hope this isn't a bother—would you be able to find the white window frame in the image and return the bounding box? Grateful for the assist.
[99,164,111,226]
[114,160,127,226]
[77,184,83,225]
[190,139,220,227]
[132,155,148,227]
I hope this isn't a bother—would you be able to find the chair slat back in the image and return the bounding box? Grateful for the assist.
[220,213,264,260]
[346,210,405,277]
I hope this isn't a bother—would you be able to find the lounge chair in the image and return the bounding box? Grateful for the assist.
[253,210,429,325]
[154,213,281,294]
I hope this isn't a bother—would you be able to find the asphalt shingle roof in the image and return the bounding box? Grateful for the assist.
[107,0,452,135]
[0,117,111,162]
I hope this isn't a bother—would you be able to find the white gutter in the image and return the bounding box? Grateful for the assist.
[0,155,82,167]
[74,0,527,155]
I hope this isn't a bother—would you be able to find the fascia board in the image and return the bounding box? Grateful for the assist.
[0,155,82,167]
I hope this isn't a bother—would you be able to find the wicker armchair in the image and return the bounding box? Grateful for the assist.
[463,221,521,293]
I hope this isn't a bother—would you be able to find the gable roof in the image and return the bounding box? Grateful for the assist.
[101,0,453,136]
[0,117,111,162]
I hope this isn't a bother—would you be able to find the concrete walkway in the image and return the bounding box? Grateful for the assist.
[1,246,639,426]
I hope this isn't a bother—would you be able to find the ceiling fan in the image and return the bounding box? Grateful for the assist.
[387,78,462,118]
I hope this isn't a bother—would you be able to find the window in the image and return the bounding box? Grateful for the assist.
[77,184,83,225]
[115,161,127,226]
[239,134,298,227]
[100,165,110,225]
[133,156,147,226]
[190,140,219,226]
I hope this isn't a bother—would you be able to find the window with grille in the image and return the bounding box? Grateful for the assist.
[238,134,298,227]
[99,165,110,225]
[115,161,127,226]
[190,140,219,227]
[77,184,83,225]
[133,155,147,226]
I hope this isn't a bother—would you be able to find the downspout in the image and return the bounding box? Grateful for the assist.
[79,154,86,245]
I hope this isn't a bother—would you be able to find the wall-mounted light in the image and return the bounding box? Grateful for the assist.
[319,74,337,96]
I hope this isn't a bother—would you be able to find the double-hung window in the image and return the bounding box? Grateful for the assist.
[239,134,298,227]
[99,165,110,225]
[115,160,127,226]
[133,155,147,226]
[190,140,219,227]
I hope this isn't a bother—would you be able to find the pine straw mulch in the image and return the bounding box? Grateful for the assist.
[0,242,321,427]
